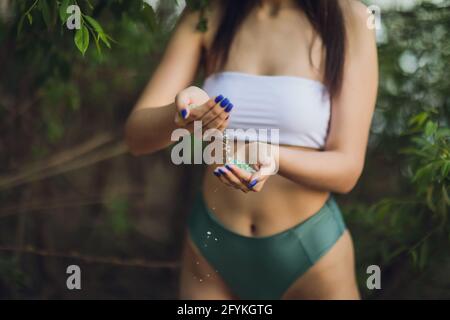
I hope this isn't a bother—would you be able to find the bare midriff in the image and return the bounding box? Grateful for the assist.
[202,144,330,238]
[199,6,330,238]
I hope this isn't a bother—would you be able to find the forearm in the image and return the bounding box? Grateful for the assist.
[125,103,179,155]
[277,147,363,194]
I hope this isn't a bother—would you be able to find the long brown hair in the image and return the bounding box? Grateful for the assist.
[207,0,346,97]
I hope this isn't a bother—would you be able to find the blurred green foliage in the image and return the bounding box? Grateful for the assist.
[106,197,131,235]
[350,0,450,297]
[0,0,449,298]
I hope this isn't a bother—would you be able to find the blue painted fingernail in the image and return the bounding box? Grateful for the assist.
[180,109,188,119]
[215,95,224,103]
[220,98,230,108]
[248,179,258,189]
[218,168,225,175]
[213,170,221,177]
[225,164,232,171]
[225,103,234,113]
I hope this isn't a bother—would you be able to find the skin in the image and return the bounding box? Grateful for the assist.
[125,0,378,300]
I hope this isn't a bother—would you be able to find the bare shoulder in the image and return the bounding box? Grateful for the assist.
[167,5,208,53]
[342,0,371,22]
[175,6,203,33]
[341,0,377,53]
[175,1,222,49]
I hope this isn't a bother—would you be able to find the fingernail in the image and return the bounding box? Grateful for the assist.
[220,98,230,108]
[248,179,258,189]
[225,103,234,113]
[218,168,225,175]
[180,109,188,119]
[213,170,221,177]
[215,95,224,103]
[225,164,232,171]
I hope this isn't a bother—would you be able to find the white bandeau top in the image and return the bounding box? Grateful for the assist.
[202,71,331,149]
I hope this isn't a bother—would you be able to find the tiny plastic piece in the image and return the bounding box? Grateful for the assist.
[226,159,256,173]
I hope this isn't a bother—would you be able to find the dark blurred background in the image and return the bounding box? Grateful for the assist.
[0,0,449,299]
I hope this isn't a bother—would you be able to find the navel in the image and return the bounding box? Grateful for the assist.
[250,223,257,236]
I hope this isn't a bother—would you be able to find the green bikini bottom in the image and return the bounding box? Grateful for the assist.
[187,193,347,300]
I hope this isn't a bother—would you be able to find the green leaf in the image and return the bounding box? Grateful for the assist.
[106,198,131,235]
[441,161,450,178]
[39,0,51,28]
[424,120,437,137]
[141,3,158,31]
[92,34,102,54]
[17,15,25,36]
[47,120,64,143]
[410,250,418,267]
[86,0,94,10]
[84,15,104,34]
[408,111,428,128]
[98,33,111,48]
[74,25,90,55]
[26,13,33,25]
[59,0,70,23]
[84,16,111,48]
[413,163,433,183]
[196,17,208,32]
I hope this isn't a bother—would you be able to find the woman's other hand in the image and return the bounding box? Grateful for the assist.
[213,142,279,193]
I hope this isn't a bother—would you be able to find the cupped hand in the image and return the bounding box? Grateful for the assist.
[174,86,234,133]
[213,142,279,193]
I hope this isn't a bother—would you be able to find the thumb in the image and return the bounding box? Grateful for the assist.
[175,91,191,120]
[247,154,276,190]
[258,144,279,176]
[247,170,263,190]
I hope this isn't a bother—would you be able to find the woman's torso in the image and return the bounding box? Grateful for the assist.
[200,3,331,237]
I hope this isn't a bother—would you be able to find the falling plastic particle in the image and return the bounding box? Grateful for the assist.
[206,274,210,277]
[196,261,200,265]
[199,279,203,282]
[207,231,212,235]
[215,238,218,241]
